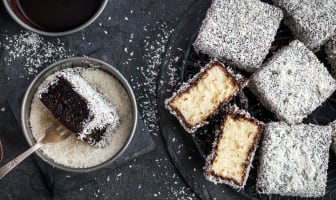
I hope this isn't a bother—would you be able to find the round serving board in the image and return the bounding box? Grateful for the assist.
[157,0,336,199]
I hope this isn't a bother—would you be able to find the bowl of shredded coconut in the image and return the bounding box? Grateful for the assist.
[21,57,137,172]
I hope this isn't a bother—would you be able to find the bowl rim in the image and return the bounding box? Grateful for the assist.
[21,57,138,173]
[2,0,109,37]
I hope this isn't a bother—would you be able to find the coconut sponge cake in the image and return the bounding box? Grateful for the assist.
[257,122,332,197]
[249,40,336,124]
[165,61,247,133]
[205,106,263,188]
[273,0,336,51]
[39,68,120,148]
[193,0,283,72]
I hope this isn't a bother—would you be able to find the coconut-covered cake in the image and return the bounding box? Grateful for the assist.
[193,0,283,72]
[249,40,336,124]
[165,60,247,133]
[204,106,263,189]
[257,122,332,197]
[39,68,120,148]
[273,0,336,51]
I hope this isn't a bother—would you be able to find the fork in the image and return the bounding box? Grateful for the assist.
[0,122,72,180]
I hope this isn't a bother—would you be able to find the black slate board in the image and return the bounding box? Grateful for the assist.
[158,0,336,199]
[5,88,155,195]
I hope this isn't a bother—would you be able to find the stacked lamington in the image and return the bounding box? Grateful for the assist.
[250,40,336,197]
[193,0,283,72]
[273,0,336,51]
[39,68,120,148]
[166,0,336,198]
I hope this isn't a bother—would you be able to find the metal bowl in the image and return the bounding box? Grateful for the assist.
[21,57,137,173]
[2,0,108,37]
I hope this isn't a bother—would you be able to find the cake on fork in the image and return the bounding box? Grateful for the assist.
[39,68,120,148]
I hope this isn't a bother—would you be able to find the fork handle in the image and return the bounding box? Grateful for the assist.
[0,142,43,180]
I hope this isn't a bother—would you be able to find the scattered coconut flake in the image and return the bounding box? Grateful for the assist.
[129,22,174,135]
[2,31,72,78]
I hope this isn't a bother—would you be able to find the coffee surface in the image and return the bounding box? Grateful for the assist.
[15,0,103,32]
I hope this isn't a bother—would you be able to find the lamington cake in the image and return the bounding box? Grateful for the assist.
[165,61,247,133]
[273,0,336,51]
[257,122,332,197]
[193,0,283,72]
[204,106,263,188]
[39,68,120,147]
[249,40,336,124]
[326,36,336,77]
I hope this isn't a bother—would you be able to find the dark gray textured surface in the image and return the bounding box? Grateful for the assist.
[0,1,199,199]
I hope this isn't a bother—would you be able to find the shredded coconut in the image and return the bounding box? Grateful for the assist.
[2,31,72,78]
[129,22,174,135]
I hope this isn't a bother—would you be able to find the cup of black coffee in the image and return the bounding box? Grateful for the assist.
[2,0,108,36]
